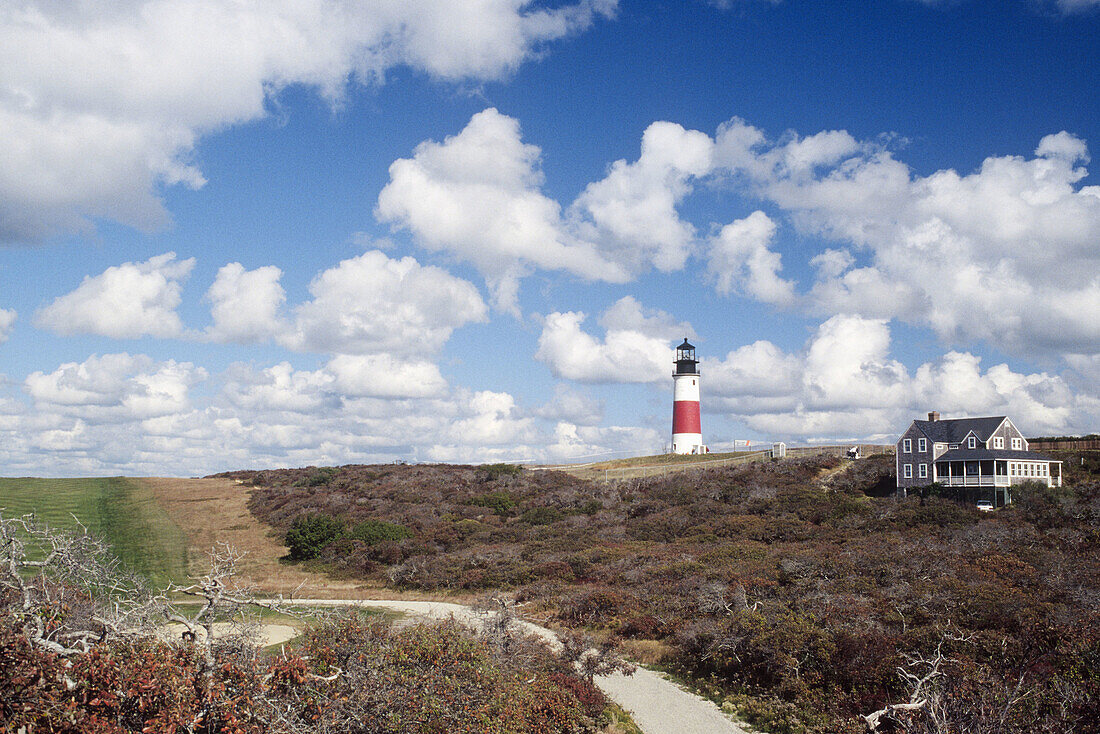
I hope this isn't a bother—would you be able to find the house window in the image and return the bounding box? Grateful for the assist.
[1012,437,1022,450]
[918,463,928,479]
[903,438,912,453]
[994,437,1004,449]
[967,436,976,449]
[903,464,912,479]
[918,438,927,452]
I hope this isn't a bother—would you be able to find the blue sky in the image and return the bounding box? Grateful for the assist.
[1,0,1099,475]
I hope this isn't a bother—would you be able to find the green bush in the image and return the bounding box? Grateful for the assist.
[521,506,563,525]
[482,463,522,481]
[469,491,518,516]
[348,519,412,545]
[285,513,344,560]
[294,466,338,487]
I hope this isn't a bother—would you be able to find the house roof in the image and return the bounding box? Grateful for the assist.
[912,416,1006,444]
[934,448,1059,463]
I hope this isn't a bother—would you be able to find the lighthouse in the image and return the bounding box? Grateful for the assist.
[671,338,705,455]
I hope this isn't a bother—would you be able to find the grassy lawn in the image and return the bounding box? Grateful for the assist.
[0,477,190,588]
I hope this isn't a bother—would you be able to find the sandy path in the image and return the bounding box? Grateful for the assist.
[263,598,750,734]
[160,622,300,647]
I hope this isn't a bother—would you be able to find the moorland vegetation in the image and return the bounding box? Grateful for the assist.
[0,514,626,733]
[232,453,1100,733]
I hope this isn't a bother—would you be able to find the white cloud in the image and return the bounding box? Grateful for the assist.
[220,362,337,413]
[0,308,15,342]
[34,252,194,338]
[543,421,664,462]
[705,315,1082,439]
[1054,0,1100,13]
[205,263,286,343]
[376,108,629,310]
[597,295,694,339]
[707,210,795,305]
[0,1,616,242]
[24,353,206,422]
[326,354,448,399]
[714,119,1100,356]
[377,110,715,310]
[569,120,714,273]
[534,384,605,426]
[535,297,689,383]
[282,249,487,356]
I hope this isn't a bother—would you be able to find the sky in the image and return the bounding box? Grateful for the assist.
[1,0,1099,476]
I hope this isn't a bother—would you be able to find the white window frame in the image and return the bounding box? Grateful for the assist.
[1012,437,1022,450]
[903,438,912,453]
[994,437,1004,449]
[967,436,977,449]
[903,463,913,479]
[918,438,927,452]
[918,463,928,479]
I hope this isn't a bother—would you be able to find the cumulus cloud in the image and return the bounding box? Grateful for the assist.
[221,362,338,414]
[0,308,14,342]
[713,119,1100,357]
[282,249,487,356]
[535,297,690,383]
[542,421,664,462]
[326,354,448,399]
[707,210,796,305]
[377,109,627,310]
[1051,0,1099,13]
[34,252,194,338]
[705,315,1082,440]
[377,110,714,310]
[569,120,714,273]
[24,353,206,422]
[0,1,616,243]
[534,384,605,426]
[205,263,286,343]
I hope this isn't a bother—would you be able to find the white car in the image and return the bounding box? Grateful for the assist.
[976,499,994,512]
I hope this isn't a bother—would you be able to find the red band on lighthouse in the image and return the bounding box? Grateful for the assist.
[672,400,701,434]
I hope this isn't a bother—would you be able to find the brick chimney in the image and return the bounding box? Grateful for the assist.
[928,411,940,422]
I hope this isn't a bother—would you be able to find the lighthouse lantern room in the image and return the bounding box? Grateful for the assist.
[671,338,705,455]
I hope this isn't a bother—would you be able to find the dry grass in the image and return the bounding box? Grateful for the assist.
[620,638,674,666]
[138,477,481,602]
[138,477,358,596]
[538,451,762,481]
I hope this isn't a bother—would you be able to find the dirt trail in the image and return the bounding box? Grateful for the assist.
[144,478,750,732]
[140,477,356,595]
[264,598,751,734]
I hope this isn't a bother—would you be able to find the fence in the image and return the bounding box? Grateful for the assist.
[599,451,770,482]
[595,444,894,482]
[1028,439,1100,452]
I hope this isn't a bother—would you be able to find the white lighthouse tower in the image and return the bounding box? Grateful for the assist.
[671,338,705,454]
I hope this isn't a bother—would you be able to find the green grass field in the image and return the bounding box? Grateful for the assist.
[0,477,190,588]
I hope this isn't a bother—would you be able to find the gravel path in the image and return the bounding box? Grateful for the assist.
[263,598,750,734]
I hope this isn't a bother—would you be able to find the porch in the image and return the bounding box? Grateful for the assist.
[934,459,1062,490]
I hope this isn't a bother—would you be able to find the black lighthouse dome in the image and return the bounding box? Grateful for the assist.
[674,338,698,375]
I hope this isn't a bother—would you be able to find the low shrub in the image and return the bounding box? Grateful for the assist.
[521,506,564,525]
[294,466,338,487]
[482,463,523,481]
[285,512,344,560]
[469,490,518,516]
[348,518,412,545]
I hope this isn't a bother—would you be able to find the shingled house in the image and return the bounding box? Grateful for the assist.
[896,412,1062,506]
